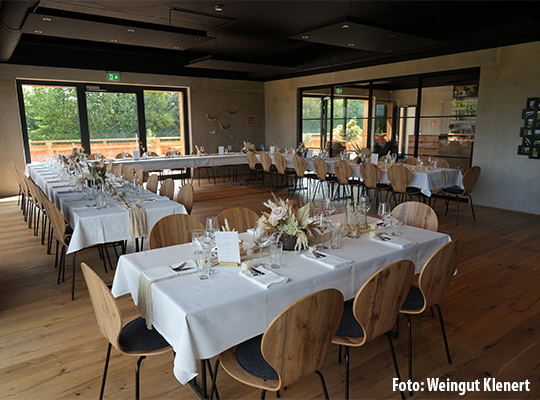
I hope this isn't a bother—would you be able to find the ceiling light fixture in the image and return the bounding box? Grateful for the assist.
[348,43,354,47]
[215,5,223,12]
[42,17,51,22]
[342,24,349,29]
[110,39,118,42]
[302,35,309,39]
[34,30,42,34]
[127,28,135,33]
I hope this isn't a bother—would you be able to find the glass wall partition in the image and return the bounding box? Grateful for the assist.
[17,81,189,163]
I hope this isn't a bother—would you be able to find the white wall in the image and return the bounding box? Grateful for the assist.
[0,65,264,197]
[265,44,540,215]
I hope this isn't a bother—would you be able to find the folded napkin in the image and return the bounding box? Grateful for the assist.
[301,251,352,269]
[239,266,288,289]
[110,196,148,239]
[440,170,449,186]
[137,261,196,329]
[370,234,417,248]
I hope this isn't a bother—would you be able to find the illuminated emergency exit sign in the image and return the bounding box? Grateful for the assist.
[107,71,120,81]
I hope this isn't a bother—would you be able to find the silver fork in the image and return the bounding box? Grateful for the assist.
[172,262,188,271]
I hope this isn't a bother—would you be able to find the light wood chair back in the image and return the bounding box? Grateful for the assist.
[416,240,462,311]
[246,151,258,170]
[148,214,204,249]
[359,162,382,189]
[293,155,308,177]
[333,160,353,185]
[350,260,414,345]
[166,149,180,157]
[115,152,133,159]
[87,153,105,161]
[217,207,259,232]
[176,183,194,215]
[462,166,481,195]
[159,178,175,200]
[81,263,123,352]
[146,174,159,193]
[405,157,417,165]
[387,165,412,194]
[106,161,114,173]
[134,169,144,185]
[123,166,135,182]
[261,289,344,390]
[147,151,158,157]
[274,153,288,175]
[42,197,69,247]
[260,152,273,173]
[113,163,123,176]
[435,158,450,168]
[392,201,438,231]
[313,158,329,181]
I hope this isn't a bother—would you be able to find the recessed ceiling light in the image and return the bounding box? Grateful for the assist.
[389,34,396,38]
[215,5,223,12]
[387,49,393,53]
[110,39,118,42]
[127,28,135,33]
[348,43,354,47]
[195,37,201,41]
[302,35,309,39]
[342,24,349,29]
[42,17,51,22]
[34,30,42,34]
[173,46,180,49]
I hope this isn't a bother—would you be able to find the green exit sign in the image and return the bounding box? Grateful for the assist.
[107,72,120,81]
[335,88,343,94]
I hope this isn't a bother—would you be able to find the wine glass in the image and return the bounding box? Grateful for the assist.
[200,229,219,275]
[324,198,336,216]
[260,144,265,152]
[313,208,329,249]
[206,216,219,232]
[358,196,371,228]
[378,202,391,226]
[252,224,269,266]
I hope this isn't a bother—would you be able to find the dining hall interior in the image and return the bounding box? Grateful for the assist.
[2,1,540,399]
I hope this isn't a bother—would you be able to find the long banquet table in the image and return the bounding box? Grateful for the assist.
[109,153,249,171]
[26,163,187,254]
[111,216,451,386]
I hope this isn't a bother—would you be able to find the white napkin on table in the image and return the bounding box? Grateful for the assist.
[370,234,417,248]
[301,251,352,269]
[239,266,288,289]
[137,261,196,329]
[440,170,449,186]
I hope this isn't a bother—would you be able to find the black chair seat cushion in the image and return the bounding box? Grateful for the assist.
[304,172,318,178]
[377,183,391,190]
[406,187,422,194]
[442,187,465,195]
[348,178,362,185]
[269,166,278,172]
[284,168,296,175]
[119,317,170,352]
[326,175,338,182]
[254,164,264,170]
[401,285,425,311]
[335,301,365,338]
[235,334,279,380]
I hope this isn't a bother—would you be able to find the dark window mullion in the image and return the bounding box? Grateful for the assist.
[76,84,91,154]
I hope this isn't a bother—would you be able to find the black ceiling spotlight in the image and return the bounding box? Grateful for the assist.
[22,7,213,51]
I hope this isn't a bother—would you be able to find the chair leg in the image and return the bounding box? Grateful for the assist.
[315,370,330,400]
[71,252,77,301]
[468,194,476,221]
[344,345,350,400]
[260,389,267,400]
[135,355,146,400]
[455,195,460,225]
[435,304,452,364]
[405,314,413,396]
[100,343,112,400]
[386,332,406,400]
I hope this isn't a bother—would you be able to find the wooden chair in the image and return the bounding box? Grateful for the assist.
[332,260,415,400]
[106,161,114,173]
[146,174,159,194]
[433,166,481,225]
[399,240,462,394]
[387,164,423,205]
[113,163,124,177]
[391,201,438,232]
[217,207,259,232]
[190,150,216,186]
[333,160,362,201]
[134,169,145,186]
[274,153,296,194]
[246,151,264,189]
[87,153,105,161]
[80,263,171,400]
[312,158,338,201]
[176,183,194,215]
[123,166,135,183]
[291,155,316,197]
[146,151,158,157]
[260,152,278,190]
[11,161,25,210]
[148,214,204,249]
[159,178,175,200]
[435,158,450,168]
[405,157,417,165]
[360,162,391,206]
[115,152,133,159]
[214,289,344,400]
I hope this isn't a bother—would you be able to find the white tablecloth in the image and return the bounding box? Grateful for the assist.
[26,163,187,253]
[111,216,451,385]
[110,153,248,171]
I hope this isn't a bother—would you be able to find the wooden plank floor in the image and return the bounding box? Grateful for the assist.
[1,176,539,400]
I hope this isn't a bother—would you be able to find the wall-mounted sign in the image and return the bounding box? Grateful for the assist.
[248,117,254,124]
[107,71,120,81]
[335,88,343,94]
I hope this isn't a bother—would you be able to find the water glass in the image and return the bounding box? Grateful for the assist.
[330,225,342,249]
[191,229,204,250]
[206,216,219,232]
[194,250,210,280]
[269,242,283,269]
[391,215,403,236]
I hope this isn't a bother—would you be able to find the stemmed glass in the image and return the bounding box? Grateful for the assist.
[252,223,269,266]
[378,202,391,227]
[358,196,371,228]
[324,198,336,217]
[201,229,219,275]
[313,208,329,249]
[204,217,219,274]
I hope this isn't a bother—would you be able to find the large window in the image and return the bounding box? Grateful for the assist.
[17,81,188,163]
[299,68,479,169]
